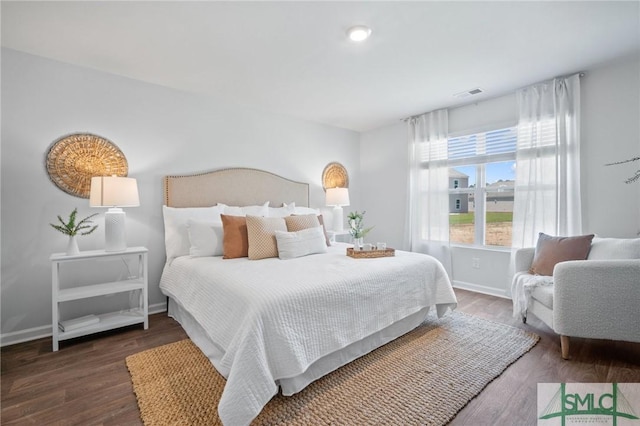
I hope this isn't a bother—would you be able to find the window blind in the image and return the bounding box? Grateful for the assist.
[444,126,517,168]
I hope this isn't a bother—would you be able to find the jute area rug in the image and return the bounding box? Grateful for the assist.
[126,311,538,425]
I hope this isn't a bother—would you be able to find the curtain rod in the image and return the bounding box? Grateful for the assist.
[401,71,585,122]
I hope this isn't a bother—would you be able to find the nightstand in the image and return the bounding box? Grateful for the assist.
[327,230,351,244]
[50,246,148,351]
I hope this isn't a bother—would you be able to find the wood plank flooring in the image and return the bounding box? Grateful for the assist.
[2,289,639,425]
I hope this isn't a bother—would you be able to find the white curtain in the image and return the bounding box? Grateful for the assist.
[511,73,582,250]
[404,109,452,277]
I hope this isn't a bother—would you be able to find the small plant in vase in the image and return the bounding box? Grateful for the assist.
[347,210,374,248]
[50,208,99,255]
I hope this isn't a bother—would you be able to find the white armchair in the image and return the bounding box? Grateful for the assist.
[512,238,640,359]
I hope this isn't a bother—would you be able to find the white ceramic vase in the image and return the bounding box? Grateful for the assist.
[66,235,80,256]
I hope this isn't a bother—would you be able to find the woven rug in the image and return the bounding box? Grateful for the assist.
[126,311,538,425]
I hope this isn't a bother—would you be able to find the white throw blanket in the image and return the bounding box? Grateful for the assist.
[511,272,554,319]
[160,243,457,425]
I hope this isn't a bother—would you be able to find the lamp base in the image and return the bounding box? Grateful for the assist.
[105,208,127,252]
[331,205,344,232]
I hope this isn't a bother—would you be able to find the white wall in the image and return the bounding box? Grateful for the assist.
[361,54,640,297]
[359,123,407,250]
[2,48,638,345]
[0,48,361,344]
[581,55,640,237]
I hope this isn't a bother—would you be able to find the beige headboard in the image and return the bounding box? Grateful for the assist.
[163,168,309,208]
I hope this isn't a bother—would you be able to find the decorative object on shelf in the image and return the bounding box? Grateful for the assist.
[49,208,99,255]
[347,210,374,248]
[46,133,128,198]
[322,162,349,191]
[90,176,140,252]
[605,156,640,184]
[326,187,350,231]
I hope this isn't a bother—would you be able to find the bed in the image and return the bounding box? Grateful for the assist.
[159,168,457,425]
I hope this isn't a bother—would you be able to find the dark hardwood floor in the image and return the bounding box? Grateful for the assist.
[2,289,639,425]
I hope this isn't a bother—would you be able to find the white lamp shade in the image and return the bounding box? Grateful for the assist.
[326,187,350,207]
[90,176,140,207]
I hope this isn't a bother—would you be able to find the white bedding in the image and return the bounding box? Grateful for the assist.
[160,243,457,425]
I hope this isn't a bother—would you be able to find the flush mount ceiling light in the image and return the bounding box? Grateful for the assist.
[347,25,371,42]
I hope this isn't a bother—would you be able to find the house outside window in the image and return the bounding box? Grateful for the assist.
[447,126,517,247]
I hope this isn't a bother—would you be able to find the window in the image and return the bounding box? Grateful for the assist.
[447,127,517,247]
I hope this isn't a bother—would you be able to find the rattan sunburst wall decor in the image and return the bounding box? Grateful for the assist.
[45,133,128,198]
[322,162,349,191]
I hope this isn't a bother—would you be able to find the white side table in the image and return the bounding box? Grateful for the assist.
[50,246,148,351]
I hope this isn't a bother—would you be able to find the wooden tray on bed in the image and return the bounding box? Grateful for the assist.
[346,247,395,258]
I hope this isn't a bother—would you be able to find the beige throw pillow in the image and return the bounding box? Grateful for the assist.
[317,215,332,246]
[246,216,287,260]
[285,214,331,246]
[529,232,595,276]
[285,214,320,231]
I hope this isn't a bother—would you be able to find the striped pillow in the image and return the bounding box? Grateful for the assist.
[275,227,328,260]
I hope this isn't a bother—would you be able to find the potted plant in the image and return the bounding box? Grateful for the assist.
[50,208,98,255]
[347,210,374,248]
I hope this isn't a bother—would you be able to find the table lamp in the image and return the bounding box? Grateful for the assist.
[90,176,140,252]
[326,187,350,232]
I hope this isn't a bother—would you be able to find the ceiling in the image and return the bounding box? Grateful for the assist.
[2,1,639,132]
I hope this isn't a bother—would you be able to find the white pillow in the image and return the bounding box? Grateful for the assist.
[275,226,328,260]
[187,220,224,257]
[588,237,640,260]
[217,202,269,217]
[283,202,319,216]
[268,203,296,218]
[162,206,222,259]
[293,206,320,215]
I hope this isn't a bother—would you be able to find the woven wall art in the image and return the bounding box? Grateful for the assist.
[322,162,349,191]
[46,133,128,198]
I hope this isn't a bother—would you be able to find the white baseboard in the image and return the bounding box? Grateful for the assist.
[0,301,168,348]
[453,280,510,299]
[149,301,168,315]
[0,325,52,347]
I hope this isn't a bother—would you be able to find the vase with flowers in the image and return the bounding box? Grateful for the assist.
[347,210,374,249]
[50,208,99,255]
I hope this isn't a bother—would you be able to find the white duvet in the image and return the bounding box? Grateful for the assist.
[159,243,457,425]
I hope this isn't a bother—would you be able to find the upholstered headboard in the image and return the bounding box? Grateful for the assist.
[163,168,309,208]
